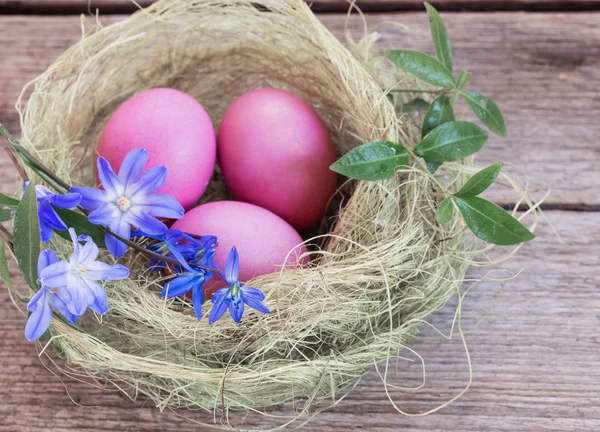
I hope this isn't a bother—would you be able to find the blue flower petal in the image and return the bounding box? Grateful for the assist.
[239,285,265,302]
[39,200,68,231]
[24,290,53,342]
[39,218,55,243]
[160,274,198,298]
[81,279,108,315]
[134,194,184,219]
[50,192,82,209]
[49,288,78,324]
[39,260,70,288]
[26,288,47,312]
[224,246,240,285]
[208,289,229,324]
[242,293,270,315]
[88,202,119,226]
[191,284,205,321]
[37,249,58,276]
[84,262,129,281]
[76,237,99,264]
[71,186,106,212]
[105,214,131,259]
[66,276,90,316]
[118,148,148,189]
[97,157,124,198]
[125,206,168,236]
[229,294,244,323]
[127,165,167,198]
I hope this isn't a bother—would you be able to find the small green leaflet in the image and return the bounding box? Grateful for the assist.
[455,162,503,198]
[14,183,40,290]
[422,94,455,137]
[453,196,535,245]
[398,98,430,113]
[460,91,507,137]
[414,121,488,163]
[424,2,453,72]
[386,50,456,88]
[435,197,453,224]
[330,141,409,181]
[456,69,471,91]
[54,208,107,248]
[0,193,19,209]
[0,207,12,222]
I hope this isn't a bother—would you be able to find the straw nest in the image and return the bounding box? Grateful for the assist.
[13,0,540,427]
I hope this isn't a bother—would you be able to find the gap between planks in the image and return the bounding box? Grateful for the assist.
[3,0,600,14]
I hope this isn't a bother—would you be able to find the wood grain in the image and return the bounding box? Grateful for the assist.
[0,13,599,206]
[2,0,600,14]
[1,211,598,431]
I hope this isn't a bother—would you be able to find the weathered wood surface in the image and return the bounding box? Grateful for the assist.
[1,211,598,431]
[2,0,600,13]
[1,13,599,206]
[0,9,599,432]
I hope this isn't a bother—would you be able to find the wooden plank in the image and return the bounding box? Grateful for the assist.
[1,210,598,431]
[1,13,598,206]
[2,0,600,14]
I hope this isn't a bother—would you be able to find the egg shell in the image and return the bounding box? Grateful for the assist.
[217,88,337,231]
[172,201,309,296]
[98,88,216,210]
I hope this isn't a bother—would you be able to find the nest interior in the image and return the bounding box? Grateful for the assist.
[15,0,484,418]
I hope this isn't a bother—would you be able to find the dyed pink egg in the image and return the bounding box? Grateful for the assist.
[218,88,337,231]
[98,88,216,210]
[172,201,309,296]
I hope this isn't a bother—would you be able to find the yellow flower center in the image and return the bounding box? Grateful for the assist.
[116,196,131,212]
[78,266,87,276]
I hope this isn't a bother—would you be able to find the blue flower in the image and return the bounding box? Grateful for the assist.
[160,244,214,321]
[189,235,218,268]
[71,148,185,258]
[24,249,78,342]
[23,182,81,243]
[40,228,129,316]
[208,247,270,325]
[132,229,196,271]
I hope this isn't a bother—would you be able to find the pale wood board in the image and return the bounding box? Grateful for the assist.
[1,13,599,206]
[1,211,598,431]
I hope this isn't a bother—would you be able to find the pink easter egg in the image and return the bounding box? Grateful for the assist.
[98,88,216,210]
[172,200,309,297]
[217,88,337,231]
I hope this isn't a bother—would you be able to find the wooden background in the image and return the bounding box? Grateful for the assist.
[1,1,599,431]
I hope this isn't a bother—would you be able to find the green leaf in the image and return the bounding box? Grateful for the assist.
[455,162,503,198]
[0,193,19,209]
[414,121,488,163]
[425,2,453,72]
[397,98,430,113]
[426,161,442,173]
[330,141,409,181]
[13,184,40,290]
[460,91,507,137]
[0,207,13,222]
[386,50,456,88]
[422,94,455,137]
[435,197,453,224]
[54,208,107,249]
[456,69,471,91]
[453,196,535,245]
